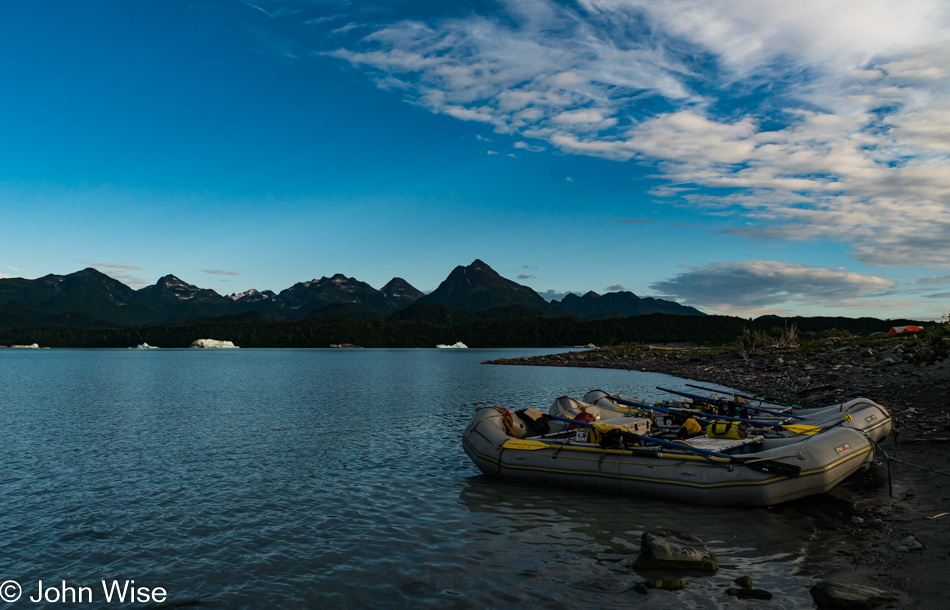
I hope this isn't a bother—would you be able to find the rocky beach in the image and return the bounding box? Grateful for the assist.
[488,338,950,608]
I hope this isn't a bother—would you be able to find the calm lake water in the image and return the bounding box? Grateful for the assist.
[0,348,871,608]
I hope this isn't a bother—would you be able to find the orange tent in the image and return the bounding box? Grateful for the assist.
[887,325,923,335]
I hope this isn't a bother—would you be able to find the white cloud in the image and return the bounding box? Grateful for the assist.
[650,260,896,311]
[202,269,239,276]
[324,0,950,268]
[513,141,545,152]
[537,289,580,302]
[73,261,151,287]
[78,261,144,271]
[553,109,615,126]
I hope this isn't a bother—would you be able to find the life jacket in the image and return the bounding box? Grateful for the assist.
[588,422,628,446]
[484,406,516,437]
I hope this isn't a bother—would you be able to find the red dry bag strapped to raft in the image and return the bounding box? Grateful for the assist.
[567,411,595,430]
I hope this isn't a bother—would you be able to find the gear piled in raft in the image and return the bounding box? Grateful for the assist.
[461,389,893,507]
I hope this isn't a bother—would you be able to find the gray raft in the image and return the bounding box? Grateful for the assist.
[462,403,880,507]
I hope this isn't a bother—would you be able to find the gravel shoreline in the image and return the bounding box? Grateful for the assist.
[487,344,950,608]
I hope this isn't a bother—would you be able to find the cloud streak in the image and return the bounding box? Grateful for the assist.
[78,261,144,270]
[650,260,896,313]
[74,261,150,287]
[324,0,950,268]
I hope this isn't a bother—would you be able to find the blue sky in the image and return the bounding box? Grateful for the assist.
[2,0,950,320]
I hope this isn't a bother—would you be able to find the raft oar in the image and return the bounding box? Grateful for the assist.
[685,383,803,411]
[607,394,831,435]
[610,395,784,428]
[657,386,809,421]
[548,414,801,478]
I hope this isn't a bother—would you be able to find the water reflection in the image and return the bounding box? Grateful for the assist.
[457,476,840,608]
[0,348,876,609]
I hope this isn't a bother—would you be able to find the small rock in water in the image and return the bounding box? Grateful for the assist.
[733,575,754,589]
[809,580,901,607]
[633,530,719,572]
[646,579,687,591]
[898,535,924,552]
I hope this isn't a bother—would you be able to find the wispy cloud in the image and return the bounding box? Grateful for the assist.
[75,261,150,287]
[2,266,23,279]
[514,141,544,153]
[323,0,950,268]
[605,284,625,292]
[202,269,239,276]
[78,261,144,271]
[537,289,579,302]
[613,218,657,225]
[650,260,896,313]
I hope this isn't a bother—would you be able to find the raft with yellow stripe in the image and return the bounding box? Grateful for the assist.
[462,403,877,507]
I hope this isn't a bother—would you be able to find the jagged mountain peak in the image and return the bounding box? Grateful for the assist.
[139,275,222,302]
[0,261,706,329]
[420,259,550,312]
[381,277,424,309]
[228,288,276,303]
[554,289,704,318]
[273,273,388,314]
[156,274,187,285]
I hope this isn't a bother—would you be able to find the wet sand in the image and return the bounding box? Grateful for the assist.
[487,344,950,608]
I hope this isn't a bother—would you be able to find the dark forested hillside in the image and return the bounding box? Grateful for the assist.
[0,313,924,349]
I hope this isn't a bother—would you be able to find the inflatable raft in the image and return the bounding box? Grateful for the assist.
[462,400,878,507]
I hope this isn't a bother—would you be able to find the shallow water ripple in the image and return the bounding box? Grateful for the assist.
[0,348,862,608]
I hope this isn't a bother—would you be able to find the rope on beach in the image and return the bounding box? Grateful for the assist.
[868,438,950,499]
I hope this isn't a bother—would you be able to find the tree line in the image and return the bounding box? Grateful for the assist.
[0,313,923,349]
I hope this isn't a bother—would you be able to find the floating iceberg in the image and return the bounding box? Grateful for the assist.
[436,341,468,349]
[190,339,239,349]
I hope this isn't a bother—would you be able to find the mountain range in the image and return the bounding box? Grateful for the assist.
[0,259,703,328]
